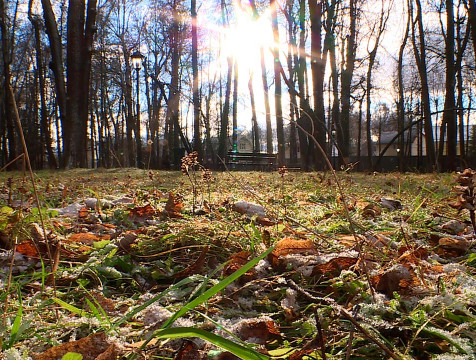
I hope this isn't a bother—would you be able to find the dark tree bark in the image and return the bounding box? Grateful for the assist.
[410,0,437,170]
[340,0,358,162]
[442,0,457,170]
[0,0,17,167]
[271,0,285,166]
[232,59,238,151]
[308,0,326,170]
[218,57,233,160]
[28,3,58,168]
[466,0,476,57]
[456,3,470,161]
[286,0,298,163]
[40,0,97,168]
[191,0,202,158]
[366,0,390,171]
[397,2,411,172]
[249,73,260,152]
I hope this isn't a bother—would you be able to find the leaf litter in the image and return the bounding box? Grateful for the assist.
[0,169,475,359]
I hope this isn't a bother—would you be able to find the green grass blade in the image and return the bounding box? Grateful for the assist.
[52,298,91,318]
[153,327,269,360]
[5,303,23,349]
[85,298,103,322]
[161,246,275,329]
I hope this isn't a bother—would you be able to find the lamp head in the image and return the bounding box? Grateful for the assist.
[131,51,144,70]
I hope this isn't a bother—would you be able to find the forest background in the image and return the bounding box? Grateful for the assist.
[1,0,476,172]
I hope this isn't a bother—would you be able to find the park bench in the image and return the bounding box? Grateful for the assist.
[226,151,277,171]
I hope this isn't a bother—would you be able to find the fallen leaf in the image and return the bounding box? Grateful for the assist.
[173,246,209,279]
[237,320,281,344]
[33,332,117,360]
[312,257,358,276]
[372,264,414,297]
[269,238,317,269]
[78,207,89,220]
[380,197,402,211]
[87,291,117,315]
[288,349,315,360]
[438,237,470,257]
[163,193,183,217]
[68,233,100,245]
[16,240,39,257]
[362,203,382,218]
[174,340,200,360]
[222,251,256,282]
[129,204,156,221]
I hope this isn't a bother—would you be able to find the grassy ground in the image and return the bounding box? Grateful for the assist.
[0,168,474,359]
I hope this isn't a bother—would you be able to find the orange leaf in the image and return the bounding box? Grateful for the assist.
[68,232,100,245]
[163,192,184,217]
[33,332,118,360]
[268,238,317,269]
[16,240,39,257]
[312,257,358,276]
[78,207,89,220]
[129,204,156,221]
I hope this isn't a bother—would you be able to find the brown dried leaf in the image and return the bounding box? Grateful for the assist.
[237,320,281,344]
[174,340,200,360]
[87,291,117,315]
[372,264,415,297]
[173,246,209,279]
[222,251,256,282]
[288,349,315,360]
[68,233,100,245]
[269,238,318,269]
[78,207,90,220]
[164,192,184,217]
[312,257,358,276]
[33,332,115,360]
[16,240,39,258]
[129,204,156,221]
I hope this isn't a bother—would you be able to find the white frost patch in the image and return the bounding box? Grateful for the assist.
[281,288,297,310]
[1,347,33,360]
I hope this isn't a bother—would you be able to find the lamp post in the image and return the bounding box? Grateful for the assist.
[131,50,144,168]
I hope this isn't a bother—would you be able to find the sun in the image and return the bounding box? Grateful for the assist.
[220,2,274,75]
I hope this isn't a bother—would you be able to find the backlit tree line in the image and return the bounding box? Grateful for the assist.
[1,0,476,171]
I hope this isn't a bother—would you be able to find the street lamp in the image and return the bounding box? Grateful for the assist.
[131,50,144,168]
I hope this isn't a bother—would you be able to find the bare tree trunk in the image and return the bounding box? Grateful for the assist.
[340,0,357,162]
[410,0,437,170]
[367,0,391,171]
[308,0,326,170]
[296,0,312,170]
[442,0,457,170]
[397,1,411,172]
[249,0,273,154]
[191,0,202,158]
[286,0,298,163]
[271,0,285,166]
[40,0,68,166]
[0,0,17,168]
[28,5,58,168]
[218,57,233,160]
[232,59,239,152]
[249,74,260,153]
[466,0,476,57]
[456,2,469,162]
